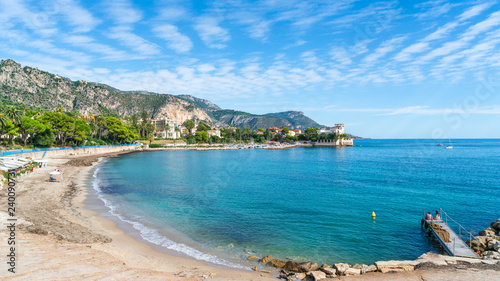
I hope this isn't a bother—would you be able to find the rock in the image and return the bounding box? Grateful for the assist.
[284,261,299,272]
[319,264,330,269]
[345,268,361,275]
[487,239,497,250]
[308,271,327,281]
[320,267,336,276]
[494,241,500,251]
[479,229,496,237]
[365,265,377,273]
[333,263,350,274]
[374,260,416,273]
[352,264,368,274]
[297,262,318,273]
[482,251,500,260]
[467,236,488,252]
[247,255,259,262]
[268,259,287,268]
[491,219,500,231]
[261,255,273,264]
[295,273,306,280]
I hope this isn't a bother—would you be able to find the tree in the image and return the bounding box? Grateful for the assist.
[55,104,64,113]
[42,111,76,146]
[282,127,290,135]
[1,119,18,145]
[19,116,47,146]
[148,134,154,145]
[73,119,91,145]
[339,133,350,139]
[196,122,210,131]
[195,130,209,143]
[4,106,22,125]
[183,120,195,134]
[210,135,221,143]
[304,128,318,135]
[0,112,7,128]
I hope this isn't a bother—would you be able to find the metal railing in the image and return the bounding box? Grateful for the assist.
[423,208,477,256]
[439,208,475,254]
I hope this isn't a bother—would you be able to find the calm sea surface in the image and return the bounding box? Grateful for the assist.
[92,139,500,267]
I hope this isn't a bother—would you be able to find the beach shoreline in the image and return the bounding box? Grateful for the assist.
[0,148,499,280]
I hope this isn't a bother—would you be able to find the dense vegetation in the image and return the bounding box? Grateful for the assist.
[0,99,140,150]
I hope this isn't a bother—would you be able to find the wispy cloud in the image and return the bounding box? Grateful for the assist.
[458,2,495,22]
[153,24,193,53]
[106,0,143,25]
[56,0,101,32]
[194,17,230,49]
[108,27,161,56]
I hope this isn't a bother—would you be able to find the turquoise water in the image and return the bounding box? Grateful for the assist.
[93,139,500,267]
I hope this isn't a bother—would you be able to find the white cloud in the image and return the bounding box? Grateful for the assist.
[415,1,456,20]
[394,42,430,61]
[458,2,495,22]
[462,11,500,40]
[158,7,188,22]
[56,0,101,32]
[153,24,193,53]
[194,17,230,49]
[363,36,406,64]
[106,0,143,25]
[108,28,161,55]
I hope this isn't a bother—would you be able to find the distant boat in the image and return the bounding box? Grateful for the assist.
[445,139,453,149]
[437,143,443,146]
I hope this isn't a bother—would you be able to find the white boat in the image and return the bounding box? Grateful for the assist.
[445,139,453,149]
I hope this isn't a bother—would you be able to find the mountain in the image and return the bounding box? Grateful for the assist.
[177,95,221,111]
[0,59,324,130]
[266,111,321,129]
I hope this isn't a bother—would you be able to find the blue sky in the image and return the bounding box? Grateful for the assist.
[1,0,500,138]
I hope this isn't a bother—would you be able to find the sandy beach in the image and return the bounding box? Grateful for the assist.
[0,149,499,280]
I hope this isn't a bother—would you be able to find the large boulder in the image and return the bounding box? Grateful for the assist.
[467,236,488,252]
[284,261,299,272]
[479,228,496,237]
[260,255,273,264]
[333,263,350,274]
[320,267,336,276]
[297,262,318,272]
[284,261,318,273]
[491,219,500,231]
[308,271,327,281]
[344,268,362,275]
[365,265,377,273]
[374,260,417,273]
[268,259,286,268]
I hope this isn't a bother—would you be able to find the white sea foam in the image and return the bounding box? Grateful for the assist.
[91,164,247,269]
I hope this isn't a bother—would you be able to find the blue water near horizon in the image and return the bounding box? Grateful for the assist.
[92,139,500,267]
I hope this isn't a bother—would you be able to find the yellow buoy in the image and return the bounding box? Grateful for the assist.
[371,211,376,218]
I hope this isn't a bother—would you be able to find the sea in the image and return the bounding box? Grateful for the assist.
[88,139,500,268]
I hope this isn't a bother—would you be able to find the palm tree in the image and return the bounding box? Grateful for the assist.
[96,116,107,140]
[0,112,7,128]
[55,104,64,113]
[4,106,22,125]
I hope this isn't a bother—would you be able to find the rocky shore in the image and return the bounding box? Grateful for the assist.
[467,218,500,259]
[248,219,500,280]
